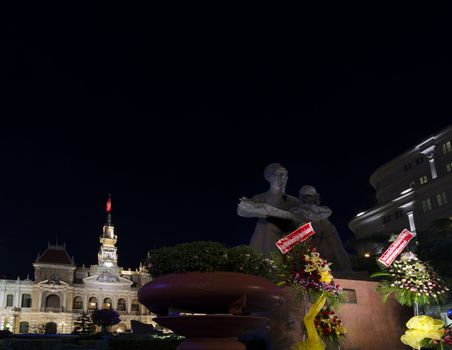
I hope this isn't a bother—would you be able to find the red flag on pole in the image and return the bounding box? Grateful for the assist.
[106,196,112,213]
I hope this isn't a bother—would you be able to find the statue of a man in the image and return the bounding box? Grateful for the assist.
[237,163,299,257]
[290,185,352,271]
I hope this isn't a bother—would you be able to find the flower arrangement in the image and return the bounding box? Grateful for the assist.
[273,243,344,306]
[314,306,346,346]
[371,252,449,306]
[401,315,452,350]
[143,241,278,281]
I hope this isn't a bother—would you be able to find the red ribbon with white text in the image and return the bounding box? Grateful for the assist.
[378,229,415,267]
[276,222,315,254]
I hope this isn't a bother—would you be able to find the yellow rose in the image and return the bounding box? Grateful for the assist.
[319,271,333,284]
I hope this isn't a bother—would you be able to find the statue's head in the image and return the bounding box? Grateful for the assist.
[299,185,320,205]
[264,163,288,192]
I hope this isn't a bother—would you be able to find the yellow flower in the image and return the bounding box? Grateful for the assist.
[401,316,445,349]
[319,271,333,284]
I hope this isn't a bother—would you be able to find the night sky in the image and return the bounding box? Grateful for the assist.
[1,3,451,278]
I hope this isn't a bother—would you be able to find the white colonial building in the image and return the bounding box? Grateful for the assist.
[349,123,452,241]
[0,204,154,334]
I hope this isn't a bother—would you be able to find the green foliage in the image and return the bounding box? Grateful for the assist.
[371,252,449,306]
[143,241,277,281]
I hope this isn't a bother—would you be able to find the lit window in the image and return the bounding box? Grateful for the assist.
[442,141,452,154]
[421,198,432,212]
[436,192,448,207]
[419,175,428,185]
[446,162,452,173]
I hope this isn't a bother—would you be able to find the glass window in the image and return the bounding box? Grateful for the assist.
[446,162,452,173]
[6,294,14,307]
[19,322,29,334]
[131,299,139,312]
[442,141,452,154]
[21,294,32,308]
[103,297,112,309]
[73,296,83,310]
[422,198,432,212]
[419,175,428,185]
[117,298,126,311]
[88,297,97,310]
[437,192,448,206]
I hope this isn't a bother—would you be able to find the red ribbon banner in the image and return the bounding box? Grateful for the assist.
[378,229,415,267]
[276,222,315,254]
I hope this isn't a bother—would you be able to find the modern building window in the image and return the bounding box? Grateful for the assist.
[73,296,83,310]
[436,192,448,207]
[19,321,29,334]
[442,141,452,154]
[21,294,32,308]
[6,294,14,307]
[117,298,126,311]
[422,198,432,213]
[88,297,97,310]
[446,162,452,173]
[419,175,428,185]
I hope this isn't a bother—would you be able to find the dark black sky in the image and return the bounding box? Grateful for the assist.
[1,3,451,278]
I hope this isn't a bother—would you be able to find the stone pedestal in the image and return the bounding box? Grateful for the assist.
[333,278,411,350]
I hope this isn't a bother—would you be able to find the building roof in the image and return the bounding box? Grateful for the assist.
[35,244,74,265]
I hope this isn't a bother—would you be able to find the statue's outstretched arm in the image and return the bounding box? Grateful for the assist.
[237,198,298,220]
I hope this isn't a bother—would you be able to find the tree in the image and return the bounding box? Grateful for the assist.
[416,218,452,287]
[91,308,121,334]
[73,312,94,334]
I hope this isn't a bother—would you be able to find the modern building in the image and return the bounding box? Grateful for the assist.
[349,124,452,242]
[0,199,154,334]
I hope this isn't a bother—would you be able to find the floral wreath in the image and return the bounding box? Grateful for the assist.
[371,251,449,306]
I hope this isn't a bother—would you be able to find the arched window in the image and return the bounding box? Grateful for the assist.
[21,294,32,308]
[103,297,112,309]
[45,322,57,334]
[73,296,83,310]
[19,321,29,333]
[45,294,60,308]
[131,299,139,312]
[88,297,97,310]
[6,294,14,307]
[117,298,126,311]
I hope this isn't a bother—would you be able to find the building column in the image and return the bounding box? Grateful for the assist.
[83,294,88,313]
[37,291,43,311]
[421,145,437,180]
[407,211,417,235]
[62,291,67,312]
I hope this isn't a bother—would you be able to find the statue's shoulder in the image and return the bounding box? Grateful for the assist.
[285,194,299,206]
[250,192,268,202]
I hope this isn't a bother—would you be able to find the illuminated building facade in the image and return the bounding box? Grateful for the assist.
[0,200,154,334]
[349,124,452,242]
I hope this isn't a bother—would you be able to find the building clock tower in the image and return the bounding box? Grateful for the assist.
[98,195,118,268]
